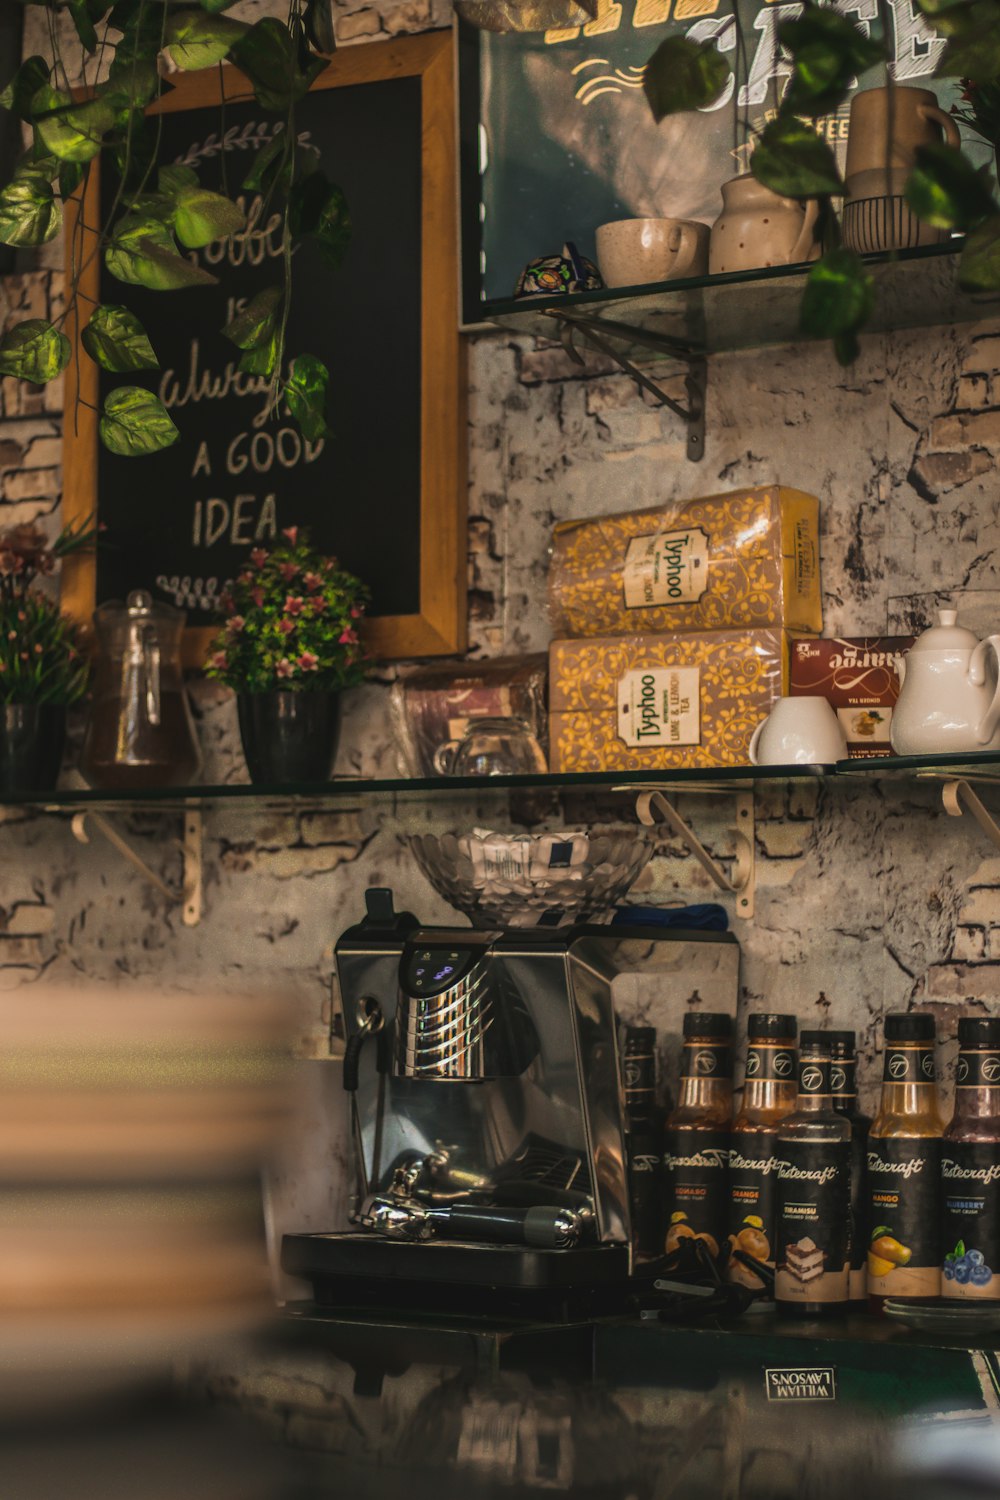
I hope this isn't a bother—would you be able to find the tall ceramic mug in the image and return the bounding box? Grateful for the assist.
[846,86,961,182]
[748,697,848,766]
[596,217,709,288]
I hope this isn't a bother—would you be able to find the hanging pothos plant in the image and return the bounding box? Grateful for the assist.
[0,0,347,454]
[643,0,1000,363]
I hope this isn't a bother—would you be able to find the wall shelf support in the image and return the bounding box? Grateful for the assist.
[553,311,707,461]
[71,809,203,926]
[940,778,1000,853]
[633,787,755,917]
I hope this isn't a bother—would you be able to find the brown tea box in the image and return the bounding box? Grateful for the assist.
[549,486,821,638]
[789,637,913,758]
[549,630,795,772]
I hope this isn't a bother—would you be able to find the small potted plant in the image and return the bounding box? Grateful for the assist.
[205,528,368,785]
[0,521,92,795]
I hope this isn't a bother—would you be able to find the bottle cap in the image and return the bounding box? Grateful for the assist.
[748,1013,797,1040]
[683,1011,732,1038]
[958,1017,1000,1046]
[799,1030,832,1052]
[826,1029,856,1051]
[621,1025,656,1053]
[884,1012,935,1042]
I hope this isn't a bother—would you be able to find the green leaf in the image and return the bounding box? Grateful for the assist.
[105,214,218,290]
[107,4,164,106]
[0,320,71,383]
[643,35,731,121]
[31,85,115,163]
[752,116,842,198]
[960,213,1000,290]
[303,0,337,53]
[172,186,245,248]
[780,3,885,117]
[198,0,242,11]
[221,286,283,377]
[165,9,248,70]
[938,22,1000,80]
[871,1226,893,1241]
[0,172,61,247]
[230,17,328,113]
[957,1240,966,1256]
[0,56,50,121]
[905,142,997,231]
[801,247,875,347]
[285,354,332,443]
[158,164,199,198]
[289,173,351,265]
[82,305,159,372]
[58,160,84,200]
[113,111,159,190]
[100,386,180,457]
[68,0,99,52]
[242,129,288,192]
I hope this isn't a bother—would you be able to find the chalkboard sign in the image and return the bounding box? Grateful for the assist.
[64,32,465,663]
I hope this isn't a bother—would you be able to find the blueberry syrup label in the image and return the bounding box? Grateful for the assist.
[882,1045,936,1085]
[942,1142,1000,1300]
[955,1050,1000,1090]
[726,1133,779,1289]
[745,1044,796,1083]
[664,1127,729,1254]
[679,1042,731,1081]
[830,1059,856,1100]
[775,1139,850,1306]
[867,1137,942,1298]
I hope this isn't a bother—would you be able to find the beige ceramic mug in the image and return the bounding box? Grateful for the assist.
[846,85,961,181]
[596,217,710,288]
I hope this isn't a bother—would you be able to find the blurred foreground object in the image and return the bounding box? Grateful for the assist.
[456,0,597,31]
[0,985,293,1414]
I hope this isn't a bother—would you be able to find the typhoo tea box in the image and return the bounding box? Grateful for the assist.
[549,630,796,772]
[548,487,821,639]
[789,637,913,758]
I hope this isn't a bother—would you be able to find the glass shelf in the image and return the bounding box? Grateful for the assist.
[7,753,1000,816]
[485,243,1000,359]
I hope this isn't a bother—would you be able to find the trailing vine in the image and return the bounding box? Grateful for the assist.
[0,0,348,455]
[643,0,1000,361]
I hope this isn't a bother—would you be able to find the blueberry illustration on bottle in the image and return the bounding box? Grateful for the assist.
[941,1017,1000,1302]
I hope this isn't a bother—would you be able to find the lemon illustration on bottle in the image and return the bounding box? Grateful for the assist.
[732,1212,770,1263]
[868,1225,912,1278]
[665,1209,719,1259]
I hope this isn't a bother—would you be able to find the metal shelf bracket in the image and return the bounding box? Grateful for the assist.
[553,311,707,462]
[941,778,1000,852]
[71,809,203,927]
[634,787,755,918]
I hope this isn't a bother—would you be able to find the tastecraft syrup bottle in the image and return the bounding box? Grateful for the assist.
[942,1016,1000,1301]
[664,1012,733,1262]
[621,1024,665,1262]
[829,1029,872,1306]
[775,1033,851,1318]
[726,1013,798,1294]
[867,1012,944,1307]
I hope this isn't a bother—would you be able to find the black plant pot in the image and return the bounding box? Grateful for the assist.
[0,703,66,796]
[236,691,342,785]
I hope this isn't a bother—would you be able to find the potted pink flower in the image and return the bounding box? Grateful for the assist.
[205,528,368,784]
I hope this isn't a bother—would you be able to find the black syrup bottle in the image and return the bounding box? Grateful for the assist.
[829,1029,872,1307]
[725,1013,798,1296]
[775,1033,851,1319]
[664,1012,733,1262]
[942,1017,1000,1301]
[621,1025,665,1262]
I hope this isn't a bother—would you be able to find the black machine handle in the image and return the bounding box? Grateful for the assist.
[443,1204,584,1250]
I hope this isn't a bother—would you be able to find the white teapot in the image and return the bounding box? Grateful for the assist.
[891,609,1000,755]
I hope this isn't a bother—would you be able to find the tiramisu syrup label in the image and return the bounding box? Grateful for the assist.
[866,1138,942,1298]
[745,1044,796,1083]
[942,1143,1000,1299]
[664,1128,729,1255]
[775,1139,850,1305]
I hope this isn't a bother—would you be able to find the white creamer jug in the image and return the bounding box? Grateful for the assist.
[890,609,1000,755]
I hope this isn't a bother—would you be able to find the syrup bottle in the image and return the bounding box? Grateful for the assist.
[942,1016,1000,1302]
[775,1033,851,1318]
[829,1028,872,1307]
[867,1012,944,1307]
[621,1025,664,1262]
[725,1013,798,1294]
[664,1012,733,1262]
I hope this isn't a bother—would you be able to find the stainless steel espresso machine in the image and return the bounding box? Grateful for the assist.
[282,888,739,1316]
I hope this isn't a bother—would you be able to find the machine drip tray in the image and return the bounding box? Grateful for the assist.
[282,1234,632,1319]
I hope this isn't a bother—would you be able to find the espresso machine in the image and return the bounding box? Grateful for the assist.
[282,888,739,1316]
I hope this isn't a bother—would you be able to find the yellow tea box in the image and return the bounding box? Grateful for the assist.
[549,487,821,638]
[549,630,793,772]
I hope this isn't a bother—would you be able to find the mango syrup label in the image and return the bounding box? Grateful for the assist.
[867,1137,942,1297]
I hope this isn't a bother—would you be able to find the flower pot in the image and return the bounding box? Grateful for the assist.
[0,703,66,796]
[236,691,342,785]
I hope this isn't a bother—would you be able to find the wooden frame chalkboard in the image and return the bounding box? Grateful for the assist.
[62,30,466,665]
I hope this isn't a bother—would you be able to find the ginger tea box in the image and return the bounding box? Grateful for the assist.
[549,630,795,772]
[548,486,821,639]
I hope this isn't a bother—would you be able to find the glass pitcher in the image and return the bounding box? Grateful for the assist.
[432,716,548,777]
[81,590,201,789]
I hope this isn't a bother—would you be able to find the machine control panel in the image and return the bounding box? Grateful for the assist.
[401,944,477,998]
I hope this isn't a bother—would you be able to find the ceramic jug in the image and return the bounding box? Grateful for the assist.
[890,610,1000,756]
[709,175,820,275]
[846,86,961,183]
